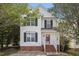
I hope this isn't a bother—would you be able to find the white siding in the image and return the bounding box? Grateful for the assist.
[41,19,44,28]
[41,31,60,51]
[53,19,57,27]
[50,31,60,49]
[41,17,58,28]
[41,30,60,47]
[20,18,42,46]
[20,7,60,48]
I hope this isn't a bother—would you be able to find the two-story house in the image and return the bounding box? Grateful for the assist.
[20,7,60,53]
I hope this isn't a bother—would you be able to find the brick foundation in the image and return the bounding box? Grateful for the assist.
[20,45,60,52]
[20,46,43,51]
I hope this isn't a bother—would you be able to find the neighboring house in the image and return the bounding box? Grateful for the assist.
[69,33,79,50]
[20,7,60,53]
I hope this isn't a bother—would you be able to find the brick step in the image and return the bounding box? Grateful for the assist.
[46,45,56,52]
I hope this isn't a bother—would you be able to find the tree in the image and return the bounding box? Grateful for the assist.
[0,4,39,51]
[0,4,29,50]
[49,3,79,51]
[20,7,39,26]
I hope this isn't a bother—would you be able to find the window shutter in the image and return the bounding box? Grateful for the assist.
[45,20,47,28]
[51,20,53,28]
[35,32,38,42]
[24,32,26,42]
[35,18,37,26]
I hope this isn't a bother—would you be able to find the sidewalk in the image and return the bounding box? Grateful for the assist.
[9,51,70,56]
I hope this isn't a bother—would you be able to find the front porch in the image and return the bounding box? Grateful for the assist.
[41,30,60,53]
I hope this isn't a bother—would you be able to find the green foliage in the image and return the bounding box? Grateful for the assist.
[20,7,39,26]
[67,50,79,56]
[0,3,39,50]
[49,4,79,50]
[0,3,30,50]
[0,48,19,56]
[60,36,70,52]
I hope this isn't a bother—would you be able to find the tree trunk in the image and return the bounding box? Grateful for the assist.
[6,30,9,48]
[76,19,79,42]
[6,38,9,48]
[1,32,4,51]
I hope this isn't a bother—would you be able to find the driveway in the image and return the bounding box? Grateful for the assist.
[9,51,70,56]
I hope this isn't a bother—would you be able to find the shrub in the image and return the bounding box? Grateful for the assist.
[60,36,70,52]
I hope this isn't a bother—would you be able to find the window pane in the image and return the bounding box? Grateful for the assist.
[26,37,30,42]
[30,20,35,26]
[31,33,35,42]
[31,37,35,42]
[26,33,30,42]
[46,20,51,28]
[26,18,37,26]
[27,21,30,26]
[25,32,38,42]
[31,21,35,26]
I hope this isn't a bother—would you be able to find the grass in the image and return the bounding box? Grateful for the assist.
[66,50,79,56]
[0,47,19,56]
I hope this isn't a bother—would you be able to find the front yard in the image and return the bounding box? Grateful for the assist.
[0,47,79,56]
[0,47,19,56]
[66,50,79,56]
[0,48,69,56]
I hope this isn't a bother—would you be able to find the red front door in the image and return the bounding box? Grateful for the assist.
[46,34,50,45]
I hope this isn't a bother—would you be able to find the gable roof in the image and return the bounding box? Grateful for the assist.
[39,7,53,17]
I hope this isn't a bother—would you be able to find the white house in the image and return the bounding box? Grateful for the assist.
[20,7,60,52]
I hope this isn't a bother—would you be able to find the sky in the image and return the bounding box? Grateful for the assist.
[29,3,53,9]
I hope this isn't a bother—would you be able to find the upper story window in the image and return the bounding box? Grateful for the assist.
[44,20,53,29]
[26,18,37,26]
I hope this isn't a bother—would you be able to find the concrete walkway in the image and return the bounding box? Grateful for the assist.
[9,51,46,56]
[9,51,70,56]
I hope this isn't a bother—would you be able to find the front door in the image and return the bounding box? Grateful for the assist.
[43,33,56,52]
[46,34,50,45]
[43,34,50,52]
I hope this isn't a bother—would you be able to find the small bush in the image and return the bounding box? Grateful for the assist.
[60,36,70,52]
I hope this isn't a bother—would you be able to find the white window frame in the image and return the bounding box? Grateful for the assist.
[26,32,37,42]
[26,18,35,26]
[26,32,30,42]
[46,20,51,28]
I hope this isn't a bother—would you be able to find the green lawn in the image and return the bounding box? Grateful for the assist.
[66,50,79,56]
[0,48,19,56]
